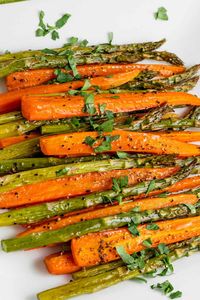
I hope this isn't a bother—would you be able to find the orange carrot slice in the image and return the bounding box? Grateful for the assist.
[6,64,185,91]
[71,216,200,267]
[40,130,200,157]
[0,167,178,208]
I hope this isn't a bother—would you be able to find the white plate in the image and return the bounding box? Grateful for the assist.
[0,0,200,299]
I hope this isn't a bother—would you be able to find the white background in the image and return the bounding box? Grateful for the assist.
[0,0,199,299]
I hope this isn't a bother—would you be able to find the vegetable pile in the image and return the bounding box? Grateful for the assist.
[0,38,200,300]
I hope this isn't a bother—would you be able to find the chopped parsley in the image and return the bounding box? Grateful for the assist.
[142,238,152,248]
[56,167,70,176]
[81,79,91,91]
[151,280,182,299]
[54,69,74,83]
[157,243,169,255]
[146,223,160,231]
[128,223,140,236]
[116,246,146,270]
[116,151,130,158]
[67,55,79,77]
[36,11,71,40]
[154,7,169,21]
[83,93,96,115]
[108,32,114,44]
[151,280,174,294]
[146,179,156,194]
[94,134,120,153]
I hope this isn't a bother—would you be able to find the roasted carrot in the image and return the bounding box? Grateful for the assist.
[6,64,185,91]
[0,133,39,148]
[22,92,200,121]
[40,130,200,157]
[156,131,200,142]
[0,167,178,208]
[19,193,197,239]
[0,71,139,113]
[71,216,200,267]
[44,252,80,275]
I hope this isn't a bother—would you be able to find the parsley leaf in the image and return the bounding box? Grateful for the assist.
[94,135,120,153]
[142,238,152,248]
[157,243,169,255]
[54,69,74,83]
[154,7,169,21]
[35,11,71,40]
[116,151,129,158]
[97,119,114,132]
[83,93,96,115]
[67,55,79,77]
[128,222,140,236]
[116,245,135,265]
[84,136,96,146]
[108,32,114,44]
[55,14,71,28]
[81,79,91,91]
[151,280,174,294]
[146,180,156,194]
[56,167,70,176]
[169,291,182,299]
[146,223,160,231]
[116,246,146,270]
[159,256,174,276]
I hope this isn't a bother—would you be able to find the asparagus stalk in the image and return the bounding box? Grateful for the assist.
[149,106,200,131]
[0,0,26,3]
[171,76,199,92]
[0,50,183,78]
[0,111,22,125]
[0,158,155,193]
[72,237,200,279]
[0,39,166,63]
[0,161,195,226]
[0,137,40,159]
[37,237,200,300]
[2,200,199,251]
[124,65,200,91]
[0,154,111,175]
[0,119,44,139]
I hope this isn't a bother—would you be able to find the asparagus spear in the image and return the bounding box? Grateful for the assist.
[0,50,183,78]
[0,158,154,193]
[37,237,200,300]
[0,154,111,175]
[171,76,199,92]
[0,161,195,226]
[0,111,22,125]
[124,65,200,91]
[0,0,26,3]
[149,106,200,131]
[0,137,40,159]
[0,39,166,62]
[72,237,200,279]
[2,199,199,251]
[0,119,44,139]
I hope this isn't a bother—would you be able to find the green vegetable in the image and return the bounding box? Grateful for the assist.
[108,32,114,44]
[151,280,174,294]
[2,202,199,251]
[169,291,182,299]
[154,7,169,21]
[146,223,160,230]
[142,238,152,248]
[0,162,195,226]
[37,238,200,300]
[35,11,71,40]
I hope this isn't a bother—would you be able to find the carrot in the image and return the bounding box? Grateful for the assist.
[71,216,200,267]
[44,252,80,275]
[0,71,140,113]
[6,64,185,91]
[40,130,200,157]
[19,193,197,238]
[0,133,39,148]
[0,167,178,208]
[156,131,200,142]
[21,92,200,121]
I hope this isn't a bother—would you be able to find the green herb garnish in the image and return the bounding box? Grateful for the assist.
[56,167,70,176]
[146,223,160,230]
[36,11,71,40]
[151,280,174,294]
[142,238,152,248]
[154,7,169,21]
